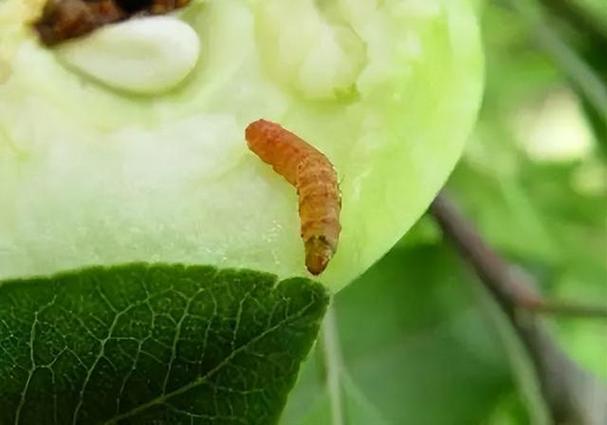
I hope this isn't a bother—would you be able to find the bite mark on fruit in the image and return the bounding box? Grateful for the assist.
[34,0,191,45]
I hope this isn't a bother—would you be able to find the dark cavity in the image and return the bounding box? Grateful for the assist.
[34,0,192,46]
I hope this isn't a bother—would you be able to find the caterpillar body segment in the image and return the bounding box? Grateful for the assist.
[245,119,341,275]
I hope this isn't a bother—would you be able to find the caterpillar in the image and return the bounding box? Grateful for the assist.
[34,0,192,46]
[245,119,342,276]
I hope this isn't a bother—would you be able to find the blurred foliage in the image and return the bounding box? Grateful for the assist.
[282,243,522,425]
[454,0,607,381]
[281,0,606,424]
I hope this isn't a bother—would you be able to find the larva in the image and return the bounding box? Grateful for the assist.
[245,119,342,276]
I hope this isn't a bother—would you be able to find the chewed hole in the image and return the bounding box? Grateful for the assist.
[114,0,154,14]
[33,0,192,46]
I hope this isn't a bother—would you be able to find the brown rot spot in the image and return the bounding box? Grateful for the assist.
[33,0,192,46]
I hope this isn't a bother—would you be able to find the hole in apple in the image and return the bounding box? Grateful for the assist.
[33,0,192,45]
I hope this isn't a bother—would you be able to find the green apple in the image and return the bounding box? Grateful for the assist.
[0,0,483,291]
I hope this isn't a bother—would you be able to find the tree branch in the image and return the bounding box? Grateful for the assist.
[430,192,607,425]
[526,299,607,319]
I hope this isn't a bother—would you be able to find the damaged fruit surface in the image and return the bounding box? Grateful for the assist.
[34,0,192,45]
[0,0,483,291]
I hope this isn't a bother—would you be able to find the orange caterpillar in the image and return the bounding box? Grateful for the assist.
[245,119,341,276]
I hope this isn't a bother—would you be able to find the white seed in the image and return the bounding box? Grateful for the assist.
[57,16,200,95]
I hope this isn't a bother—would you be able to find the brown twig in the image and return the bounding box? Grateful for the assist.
[430,192,607,425]
[526,299,607,319]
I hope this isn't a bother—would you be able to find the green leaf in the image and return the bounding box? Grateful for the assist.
[0,263,329,424]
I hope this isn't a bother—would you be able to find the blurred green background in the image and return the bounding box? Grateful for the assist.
[281,1,607,424]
